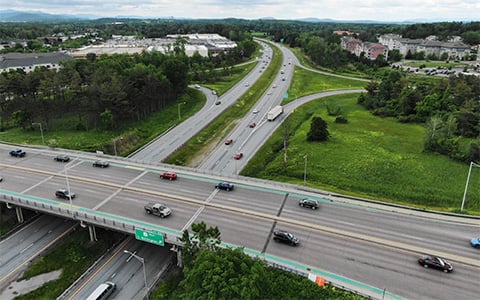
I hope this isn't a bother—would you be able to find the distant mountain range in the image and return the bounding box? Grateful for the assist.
[0,9,475,24]
[0,9,97,22]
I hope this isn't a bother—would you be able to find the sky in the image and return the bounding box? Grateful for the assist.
[2,0,480,22]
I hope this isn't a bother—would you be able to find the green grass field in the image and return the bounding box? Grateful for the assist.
[242,93,480,214]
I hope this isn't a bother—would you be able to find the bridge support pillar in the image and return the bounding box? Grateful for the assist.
[15,206,24,223]
[88,225,97,242]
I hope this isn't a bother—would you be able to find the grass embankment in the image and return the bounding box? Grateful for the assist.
[165,41,284,165]
[285,66,367,104]
[0,88,205,156]
[14,228,124,299]
[242,93,480,213]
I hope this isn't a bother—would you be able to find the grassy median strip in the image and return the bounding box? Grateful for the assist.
[165,41,284,166]
[14,228,124,299]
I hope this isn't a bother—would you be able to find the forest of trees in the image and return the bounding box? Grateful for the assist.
[0,37,256,133]
[358,71,480,162]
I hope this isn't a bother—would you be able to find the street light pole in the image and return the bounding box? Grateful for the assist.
[461,161,480,211]
[303,154,308,186]
[63,157,77,217]
[177,102,186,121]
[32,122,45,145]
[124,250,148,300]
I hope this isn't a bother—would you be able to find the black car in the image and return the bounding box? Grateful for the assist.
[93,160,109,168]
[54,155,70,162]
[273,230,299,246]
[299,198,319,210]
[9,149,26,157]
[418,255,453,272]
[215,182,234,191]
[55,188,76,200]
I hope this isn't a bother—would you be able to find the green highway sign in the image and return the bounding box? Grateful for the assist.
[135,228,165,246]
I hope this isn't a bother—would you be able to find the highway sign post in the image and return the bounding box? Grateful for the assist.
[135,228,165,246]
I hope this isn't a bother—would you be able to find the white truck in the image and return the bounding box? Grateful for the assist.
[267,105,284,121]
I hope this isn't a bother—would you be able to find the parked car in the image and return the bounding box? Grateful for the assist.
[299,198,319,210]
[215,182,234,191]
[273,230,299,246]
[417,255,453,272]
[225,138,233,145]
[55,188,75,200]
[234,152,243,160]
[9,149,26,157]
[160,171,177,180]
[470,237,480,248]
[93,160,109,168]
[54,155,70,162]
[249,122,256,128]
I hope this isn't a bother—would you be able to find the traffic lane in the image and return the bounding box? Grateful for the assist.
[65,159,146,186]
[102,190,201,232]
[26,175,119,210]
[72,239,174,300]
[0,166,50,194]
[129,172,222,201]
[195,207,273,252]
[282,195,479,260]
[265,225,479,300]
[211,186,286,215]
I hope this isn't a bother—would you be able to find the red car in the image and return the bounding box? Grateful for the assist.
[225,138,233,145]
[234,153,243,160]
[249,122,256,128]
[160,171,177,180]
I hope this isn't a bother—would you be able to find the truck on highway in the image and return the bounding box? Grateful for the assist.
[144,203,172,218]
[267,105,284,121]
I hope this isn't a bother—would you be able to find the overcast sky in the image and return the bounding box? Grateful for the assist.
[2,0,480,22]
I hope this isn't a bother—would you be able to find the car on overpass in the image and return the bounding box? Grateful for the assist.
[159,171,177,180]
[471,237,480,248]
[417,255,453,272]
[55,188,76,200]
[54,155,70,162]
[273,230,299,246]
[299,198,319,210]
[9,149,26,157]
[215,182,234,191]
[93,160,110,168]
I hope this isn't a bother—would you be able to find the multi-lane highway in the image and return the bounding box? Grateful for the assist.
[0,149,478,299]
[1,39,479,300]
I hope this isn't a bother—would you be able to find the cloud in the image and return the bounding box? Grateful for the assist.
[1,0,478,21]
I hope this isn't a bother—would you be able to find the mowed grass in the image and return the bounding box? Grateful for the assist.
[242,93,480,213]
[286,66,368,103]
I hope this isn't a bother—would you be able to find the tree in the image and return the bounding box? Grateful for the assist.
[179,221,221,266]
[307,117,329,142]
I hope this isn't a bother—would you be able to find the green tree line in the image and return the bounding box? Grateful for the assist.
[153,222,365,300]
